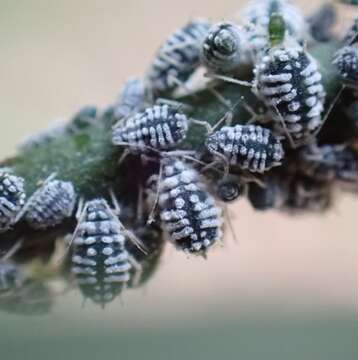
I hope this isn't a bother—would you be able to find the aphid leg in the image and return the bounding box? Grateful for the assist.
[37,172,57,186]
[136,185,144,222]
[191,118,213,133]
[204,73,253,88]
[204,151,230,178]
[75,198,85,220]
[109,189,121,217]
[272,104,298,149]
[207,86,233,109]
[311,85,345,139]
[127,254,143,287]
[117,149,131,167]
[1,238,23,261]
[155,98,193,113]
[124,229,148,255]
[147,162,163,225]
[222,204,238,244]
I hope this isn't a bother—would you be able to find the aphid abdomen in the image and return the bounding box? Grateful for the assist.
[112,104,189,153]
[333,46,358,83]
[72,199,135,306]
[201,22,247,72]
[114,78,146,120]
[25,180,76,229]
[205,125,284,172]
[255,46,325,141]
[147,20,211,93]
[0,170,26,232]
[158,159,222,254]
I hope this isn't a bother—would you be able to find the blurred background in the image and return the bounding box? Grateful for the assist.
[1,0,358,359]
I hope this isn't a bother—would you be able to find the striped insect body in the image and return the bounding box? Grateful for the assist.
[147,19,211,93]
[0,170,26,232]
[201,22,249,73]
[254,42,326,142]
[156,158,223,254]
[114,78,146,121]
[112,104,189,153]
[71,199,142,306]
[333,46,358,84]
[205,125,284,173]
[24,177,76,229]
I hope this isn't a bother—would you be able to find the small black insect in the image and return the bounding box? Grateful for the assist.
[299,144,358,183]
[248,177,283,210]
[147,19,211,93]
[283,176,332,213]
[205,125,284,173]
[154,158,223,254]
[201,22,248,73]
[112,104,189,153]
[24,176,76,229]
[333,46,358,84]
[254,43,326,142]
[0,169,26,232]
[113,78,146,121]
[71,198,144,306]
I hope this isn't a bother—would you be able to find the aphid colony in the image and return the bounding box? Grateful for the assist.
[4,0,358,308]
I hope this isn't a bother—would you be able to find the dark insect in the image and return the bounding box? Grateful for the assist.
[254,44,325,142]
[201,22,247,72]
[248,177,283,210]
[112,104,189,153]
[333,46,358,84]
[155,158,223,254]
[147,19,211,93]
[24,177,76,229]
[307,3,336,43]
[299,144,358,183]
[71,199,143,306]
[113,78,146,121]
[0,169,26,232]
[205,125,284,173]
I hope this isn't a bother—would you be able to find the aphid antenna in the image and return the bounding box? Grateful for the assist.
[127,253,143,287]
[272,104,298,149]
[155,98,193,112]
[147,161,163,225]
[108,190,148,255]
[167,74,193,95]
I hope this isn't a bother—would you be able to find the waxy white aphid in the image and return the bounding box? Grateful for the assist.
[254,42,326,142]
[71,198,142,306]
[112,104,189,153]
[156,158,223,254]
[333,46,358,84]
[147,19,211,93]
[0,169,26,232]
[205,125,284,173]
[242,0,307,59]
[201,22,249,73]
[113,78,146,121]
[299,144,358,183]
[24,177,76,229]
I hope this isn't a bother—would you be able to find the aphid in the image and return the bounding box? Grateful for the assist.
[241,0,307,59]
[67,106,98,133]
[156,158,223,254]
[0,169,26,232]
[113,78,146,121]
[307,3,336,43]
[201,22,248,73]
[216,178,245,203]
[146,19,211,93]
[299,144,358,183]
[71,198,143,306]
[248,177,283,210]
[283,176,332,213]
[343,15,358,45]
[205,125,284,173]
[112,104,189,153]
[24,176,76,229]
[254,42,326,142]
[333,46,358,84]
